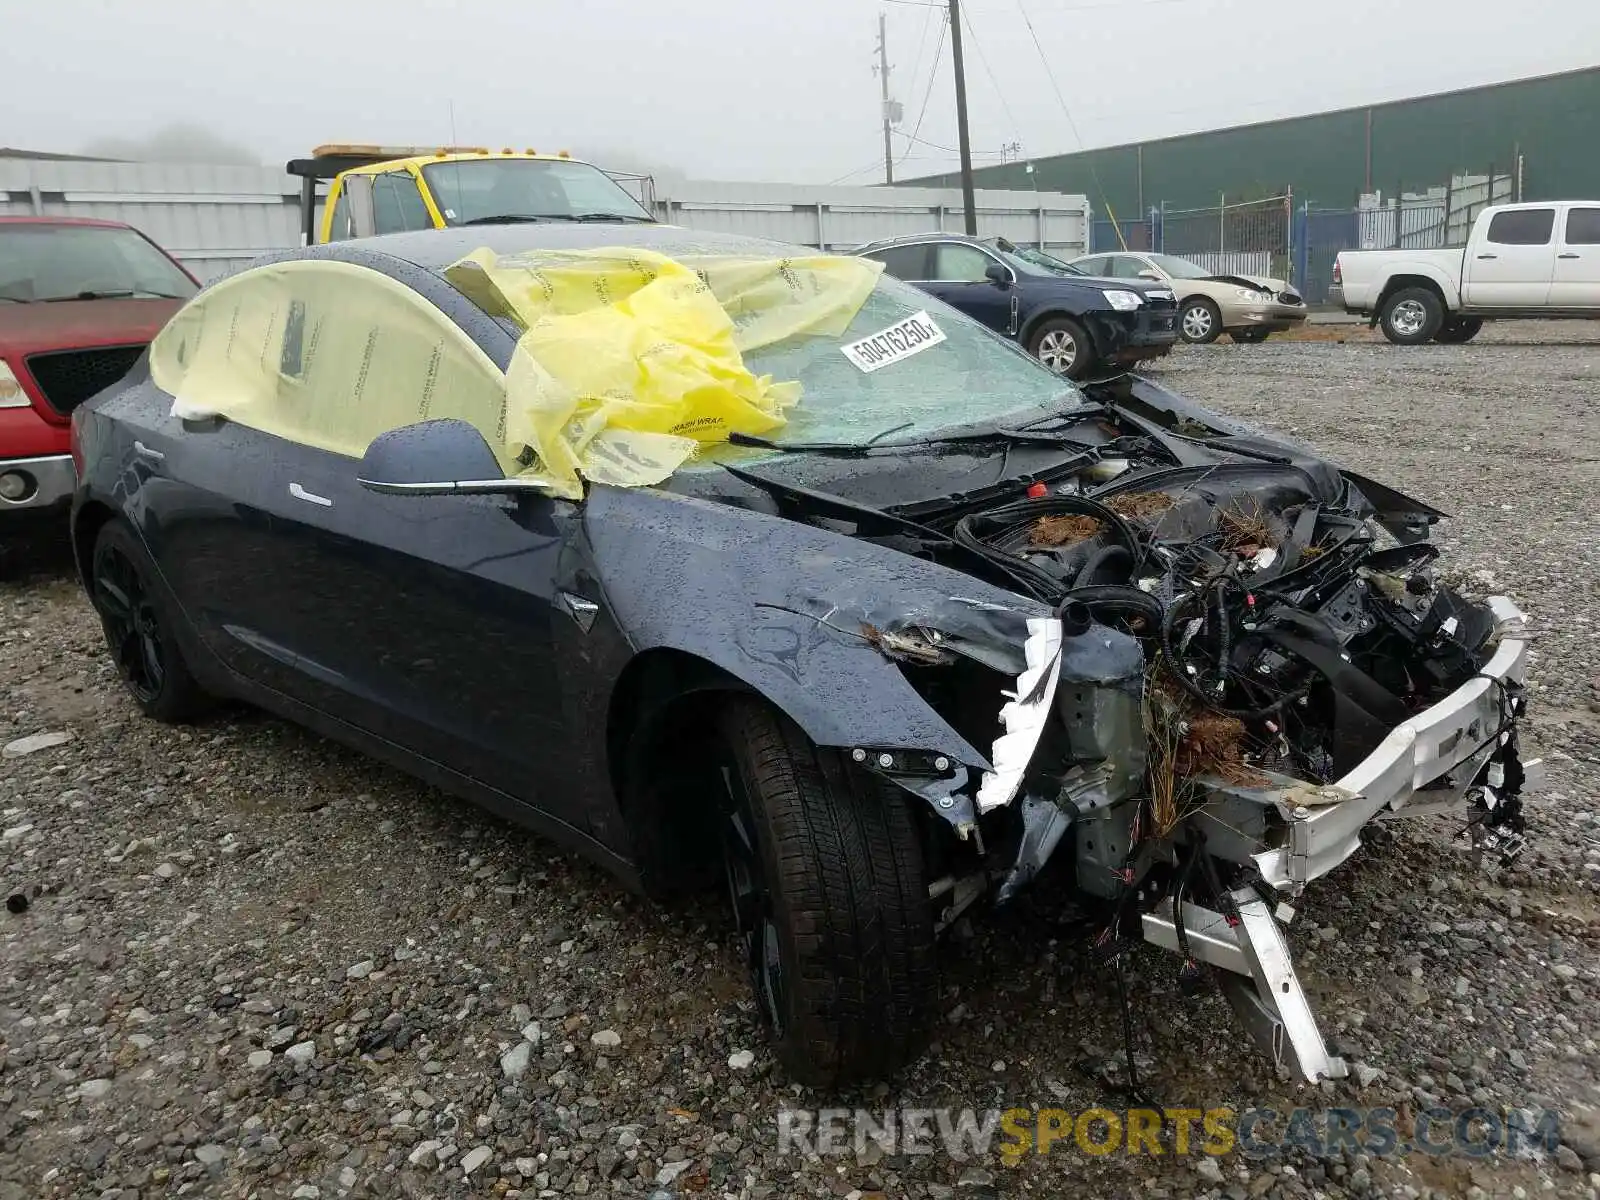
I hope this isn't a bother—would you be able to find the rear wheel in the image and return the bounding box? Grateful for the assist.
[1027,316,1095,380]
[1379,286,1444,344]
[1179,297,1222,344]
[1433,316,1483,344]
[714,698,937,1086]
[90,520,210,722]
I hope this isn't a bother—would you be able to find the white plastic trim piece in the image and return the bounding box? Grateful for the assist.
[974,616,1063,813]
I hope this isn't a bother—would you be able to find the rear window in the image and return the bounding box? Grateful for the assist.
[1564,208,1600,245]
[862,244,930,281]
[1486,208,1555,246]
[0,224,197,303]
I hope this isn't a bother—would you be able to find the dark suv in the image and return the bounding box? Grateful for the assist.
[853,234,1177,379]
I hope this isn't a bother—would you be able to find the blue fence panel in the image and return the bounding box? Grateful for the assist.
[1301,208,1360,306]
[1091,218,1153,253]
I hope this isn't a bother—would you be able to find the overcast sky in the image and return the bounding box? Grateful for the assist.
[6,0,1596,183]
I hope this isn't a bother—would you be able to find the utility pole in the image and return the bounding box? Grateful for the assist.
[947,0,978,233]
[875,14,895,185]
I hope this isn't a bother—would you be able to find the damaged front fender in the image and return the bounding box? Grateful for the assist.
[583,484,1061,828]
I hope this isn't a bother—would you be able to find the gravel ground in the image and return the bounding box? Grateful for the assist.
[3,322,1599,1200]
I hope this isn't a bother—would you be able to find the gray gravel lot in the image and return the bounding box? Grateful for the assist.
[3,322,1599,1200]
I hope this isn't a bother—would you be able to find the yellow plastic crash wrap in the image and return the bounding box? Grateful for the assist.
[149,260,514,470]
[446,247,881,497]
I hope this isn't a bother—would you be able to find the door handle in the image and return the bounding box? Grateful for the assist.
[1475,254,1498,260]
[1559,252,1581,259]
[288,482,333,507]
[132,440,165,463]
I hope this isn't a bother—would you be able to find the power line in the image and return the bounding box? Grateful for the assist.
[1016,0,1124,237]
[1015,0,1089,151]
[900,5,937,118]
[958,3,1024,148]
[900,10,949,165]
[895,128,1007,157]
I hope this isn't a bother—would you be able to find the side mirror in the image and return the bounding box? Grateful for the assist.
[985,262,1012,288]
[1137,269,1162,281]
[357,419,543,496]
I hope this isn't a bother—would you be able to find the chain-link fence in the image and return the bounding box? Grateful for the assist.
[1092,195,1293,280]
[1092,164,1525,305]
[1294,169,1517,304]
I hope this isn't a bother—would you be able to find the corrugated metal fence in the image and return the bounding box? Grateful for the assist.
[651,181,1092,257]
[1,160,302,282]
[3,158,1093,282]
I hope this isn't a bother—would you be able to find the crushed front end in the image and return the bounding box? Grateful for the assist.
[778,377,1537,1082]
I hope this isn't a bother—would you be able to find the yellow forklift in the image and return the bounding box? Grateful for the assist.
[284,145,656,244]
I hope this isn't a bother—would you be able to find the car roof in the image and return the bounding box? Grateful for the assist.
[853,232,991,253]
[0,215,135,229]
[339,150,596,177]
[328,223,808,271]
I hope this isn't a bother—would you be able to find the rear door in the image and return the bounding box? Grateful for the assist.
[1463,206,1557,306]
[1549,205,1600,308]
[139,258,583,827]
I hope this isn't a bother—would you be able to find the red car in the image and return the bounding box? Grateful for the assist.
[1,217,198,517]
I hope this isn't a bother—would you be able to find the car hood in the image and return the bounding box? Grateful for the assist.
[0,298,183,356]
[1193,274,1289,295]
[669,375,1440,535]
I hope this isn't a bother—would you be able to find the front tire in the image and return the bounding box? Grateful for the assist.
[714,699,937,1087]
[1433,316,1483,344]
[1026,316,1095,380]
[90,520,210,722]
[1379,286,1444,344]
[1179,297,1222,344]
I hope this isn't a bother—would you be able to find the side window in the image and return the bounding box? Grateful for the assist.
[1486,208,1555,246]
[371,172,433,235]
[1074,256,1110,275]
[865,244,930,281]
[325,188,352,242]
[147,261,511,469]
[1107,256,1148,279]
[1563,208,1600,245]
[932,243,997,283]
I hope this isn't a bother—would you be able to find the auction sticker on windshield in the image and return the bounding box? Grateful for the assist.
[840,311,947,373]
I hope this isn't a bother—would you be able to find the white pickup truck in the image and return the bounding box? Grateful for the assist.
[1330,200,1600,344]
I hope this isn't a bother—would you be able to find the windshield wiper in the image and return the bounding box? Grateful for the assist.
[458,212,654,226]
[458,215,556,226]
[42,289,189,302]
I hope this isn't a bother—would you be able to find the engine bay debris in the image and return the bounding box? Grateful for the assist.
[720,375,1533,1082]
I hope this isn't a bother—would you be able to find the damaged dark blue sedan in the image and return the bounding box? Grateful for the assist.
[71,226,1535,1088]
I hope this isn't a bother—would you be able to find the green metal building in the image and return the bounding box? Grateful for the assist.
[911,66,1600,217]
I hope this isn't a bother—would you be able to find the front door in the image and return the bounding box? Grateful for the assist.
[239,440,576,820]
[1462,206,1557,307]
[919,242,1016,336]
[1548,206,1600,308]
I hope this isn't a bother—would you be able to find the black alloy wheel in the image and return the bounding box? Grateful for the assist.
[94,538,166,704]
[716,759,788,1037]
[90,521,209,721]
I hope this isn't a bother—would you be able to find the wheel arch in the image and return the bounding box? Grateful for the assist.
[1373,274,1450,326]
[71,499,119,592]
[1018,306,1092,349]
[604,647,761,895]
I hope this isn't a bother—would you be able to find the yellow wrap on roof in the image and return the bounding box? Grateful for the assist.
[447,247,880,497]
[145,248,880,500]
[148,260,514,469]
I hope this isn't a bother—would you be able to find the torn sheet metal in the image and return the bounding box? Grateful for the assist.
[976,616,1064,813]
